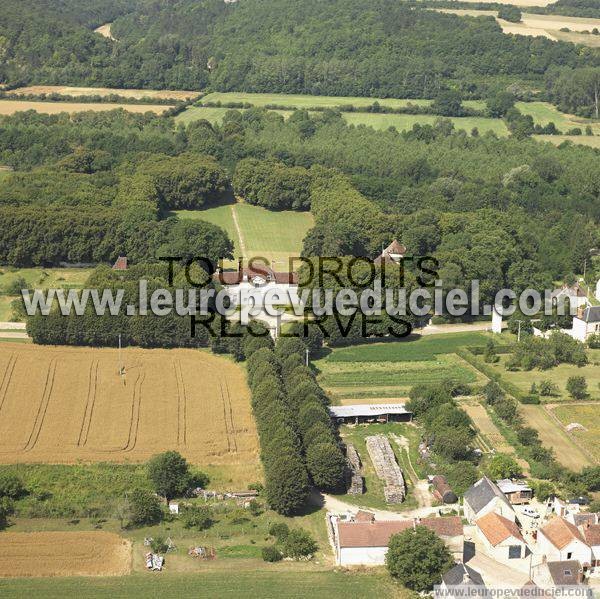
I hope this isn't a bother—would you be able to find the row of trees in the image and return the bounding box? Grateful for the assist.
[245,335,346,514]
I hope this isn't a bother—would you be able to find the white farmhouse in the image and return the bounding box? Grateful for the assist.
[331,515,463,566]
[537,517,593,567]
[584,524,600,568]
[571,306,600,342]
[475,511,529,561]
[463,477,515,523]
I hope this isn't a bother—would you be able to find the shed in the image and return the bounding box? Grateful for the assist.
[431,475,457,504]
[329,404,412,425]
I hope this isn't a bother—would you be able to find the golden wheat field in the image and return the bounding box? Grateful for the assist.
[0,344,260,476]
[0,100,173,116]
[0,531,131,578]
[10,85,201,101]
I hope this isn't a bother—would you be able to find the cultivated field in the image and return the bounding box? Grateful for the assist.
[445,0,557,5]
[520,404,593,469]
[317,354,481,400]
[535,135,600,148]
[10,85,200,102]
[551,403,600,463]
[0,100,173,116]
[177,203,313,265]
[0,344,260,482]
[0,531,131,578]
[316,333,491,400]
[435,9,600,43]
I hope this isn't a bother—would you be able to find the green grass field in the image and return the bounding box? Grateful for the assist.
[551,404,600,463]
[177,203,313,265]
[517,101,600,135]
[0,267,92,293]
[324,332,492,362]
[176,105,506,135]
[0,570,400,599]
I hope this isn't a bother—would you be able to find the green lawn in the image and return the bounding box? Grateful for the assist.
[324,332,492,362]
[175,106,293,125]
[178,203,313,265]
[0,570,400,599]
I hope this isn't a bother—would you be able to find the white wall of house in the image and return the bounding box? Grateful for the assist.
[225,282,301,307]
[338,546,388,566]
[537,532,593,564]
[476,529,527,562]
[465,498,516,524]
[591,544,600,567]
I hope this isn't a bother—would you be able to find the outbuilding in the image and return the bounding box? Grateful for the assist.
[329,404,412,425]
[431,475,458,504]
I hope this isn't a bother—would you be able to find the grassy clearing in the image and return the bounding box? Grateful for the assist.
[324,332,492,362]
[517,102,600,134]
[318,355,481,400]
[0,267,91,293]
[177,203,312,264]
[0,570,400,598]
[176,205,241,258]
[334,422,422,511]
[520,404,593,469]
[551,404,600,463]
[484,350,600,402]
[444,0,557,5]
[234,203,313,264]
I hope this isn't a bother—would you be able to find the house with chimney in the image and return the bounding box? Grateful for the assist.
[537,517,593,568]
[571,306,600,342]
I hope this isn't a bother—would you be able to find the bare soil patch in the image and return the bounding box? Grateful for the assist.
[0,100,173,116]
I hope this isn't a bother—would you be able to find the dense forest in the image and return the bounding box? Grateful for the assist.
[0,107,598,304]
[1,0,599,99]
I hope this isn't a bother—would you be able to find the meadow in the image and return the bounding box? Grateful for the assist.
[517,102,600,135]
[176,105,507,135]
[551,403,600,463]
[485,350,600,402]
[0,344,261,485]
[177,203,313,265]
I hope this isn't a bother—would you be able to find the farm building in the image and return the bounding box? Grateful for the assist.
[537,517,593,567]
[431,475,458,504]
[463,477,515,523]
[496,479,532,505]
[549,284,589,311]
[331,515,463,566]
[329,404,412,424]
[474,511,529,561]
[571,306,600,342]
[584,525,600,568]
[532,560,586,588]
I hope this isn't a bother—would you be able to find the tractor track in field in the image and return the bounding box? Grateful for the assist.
[24,358,57,452]
[78,359,99,447]
[0,353,17,415]
[174,359,187,447]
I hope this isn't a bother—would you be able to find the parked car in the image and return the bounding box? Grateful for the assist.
[568,496,590,505]
[522,507,540,518]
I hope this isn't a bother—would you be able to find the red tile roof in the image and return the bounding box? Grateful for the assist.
[337,516,462,548]
[112,256,127,270]
[475,512,525,546]
[540,517,587,550]
[584,524,600,547]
